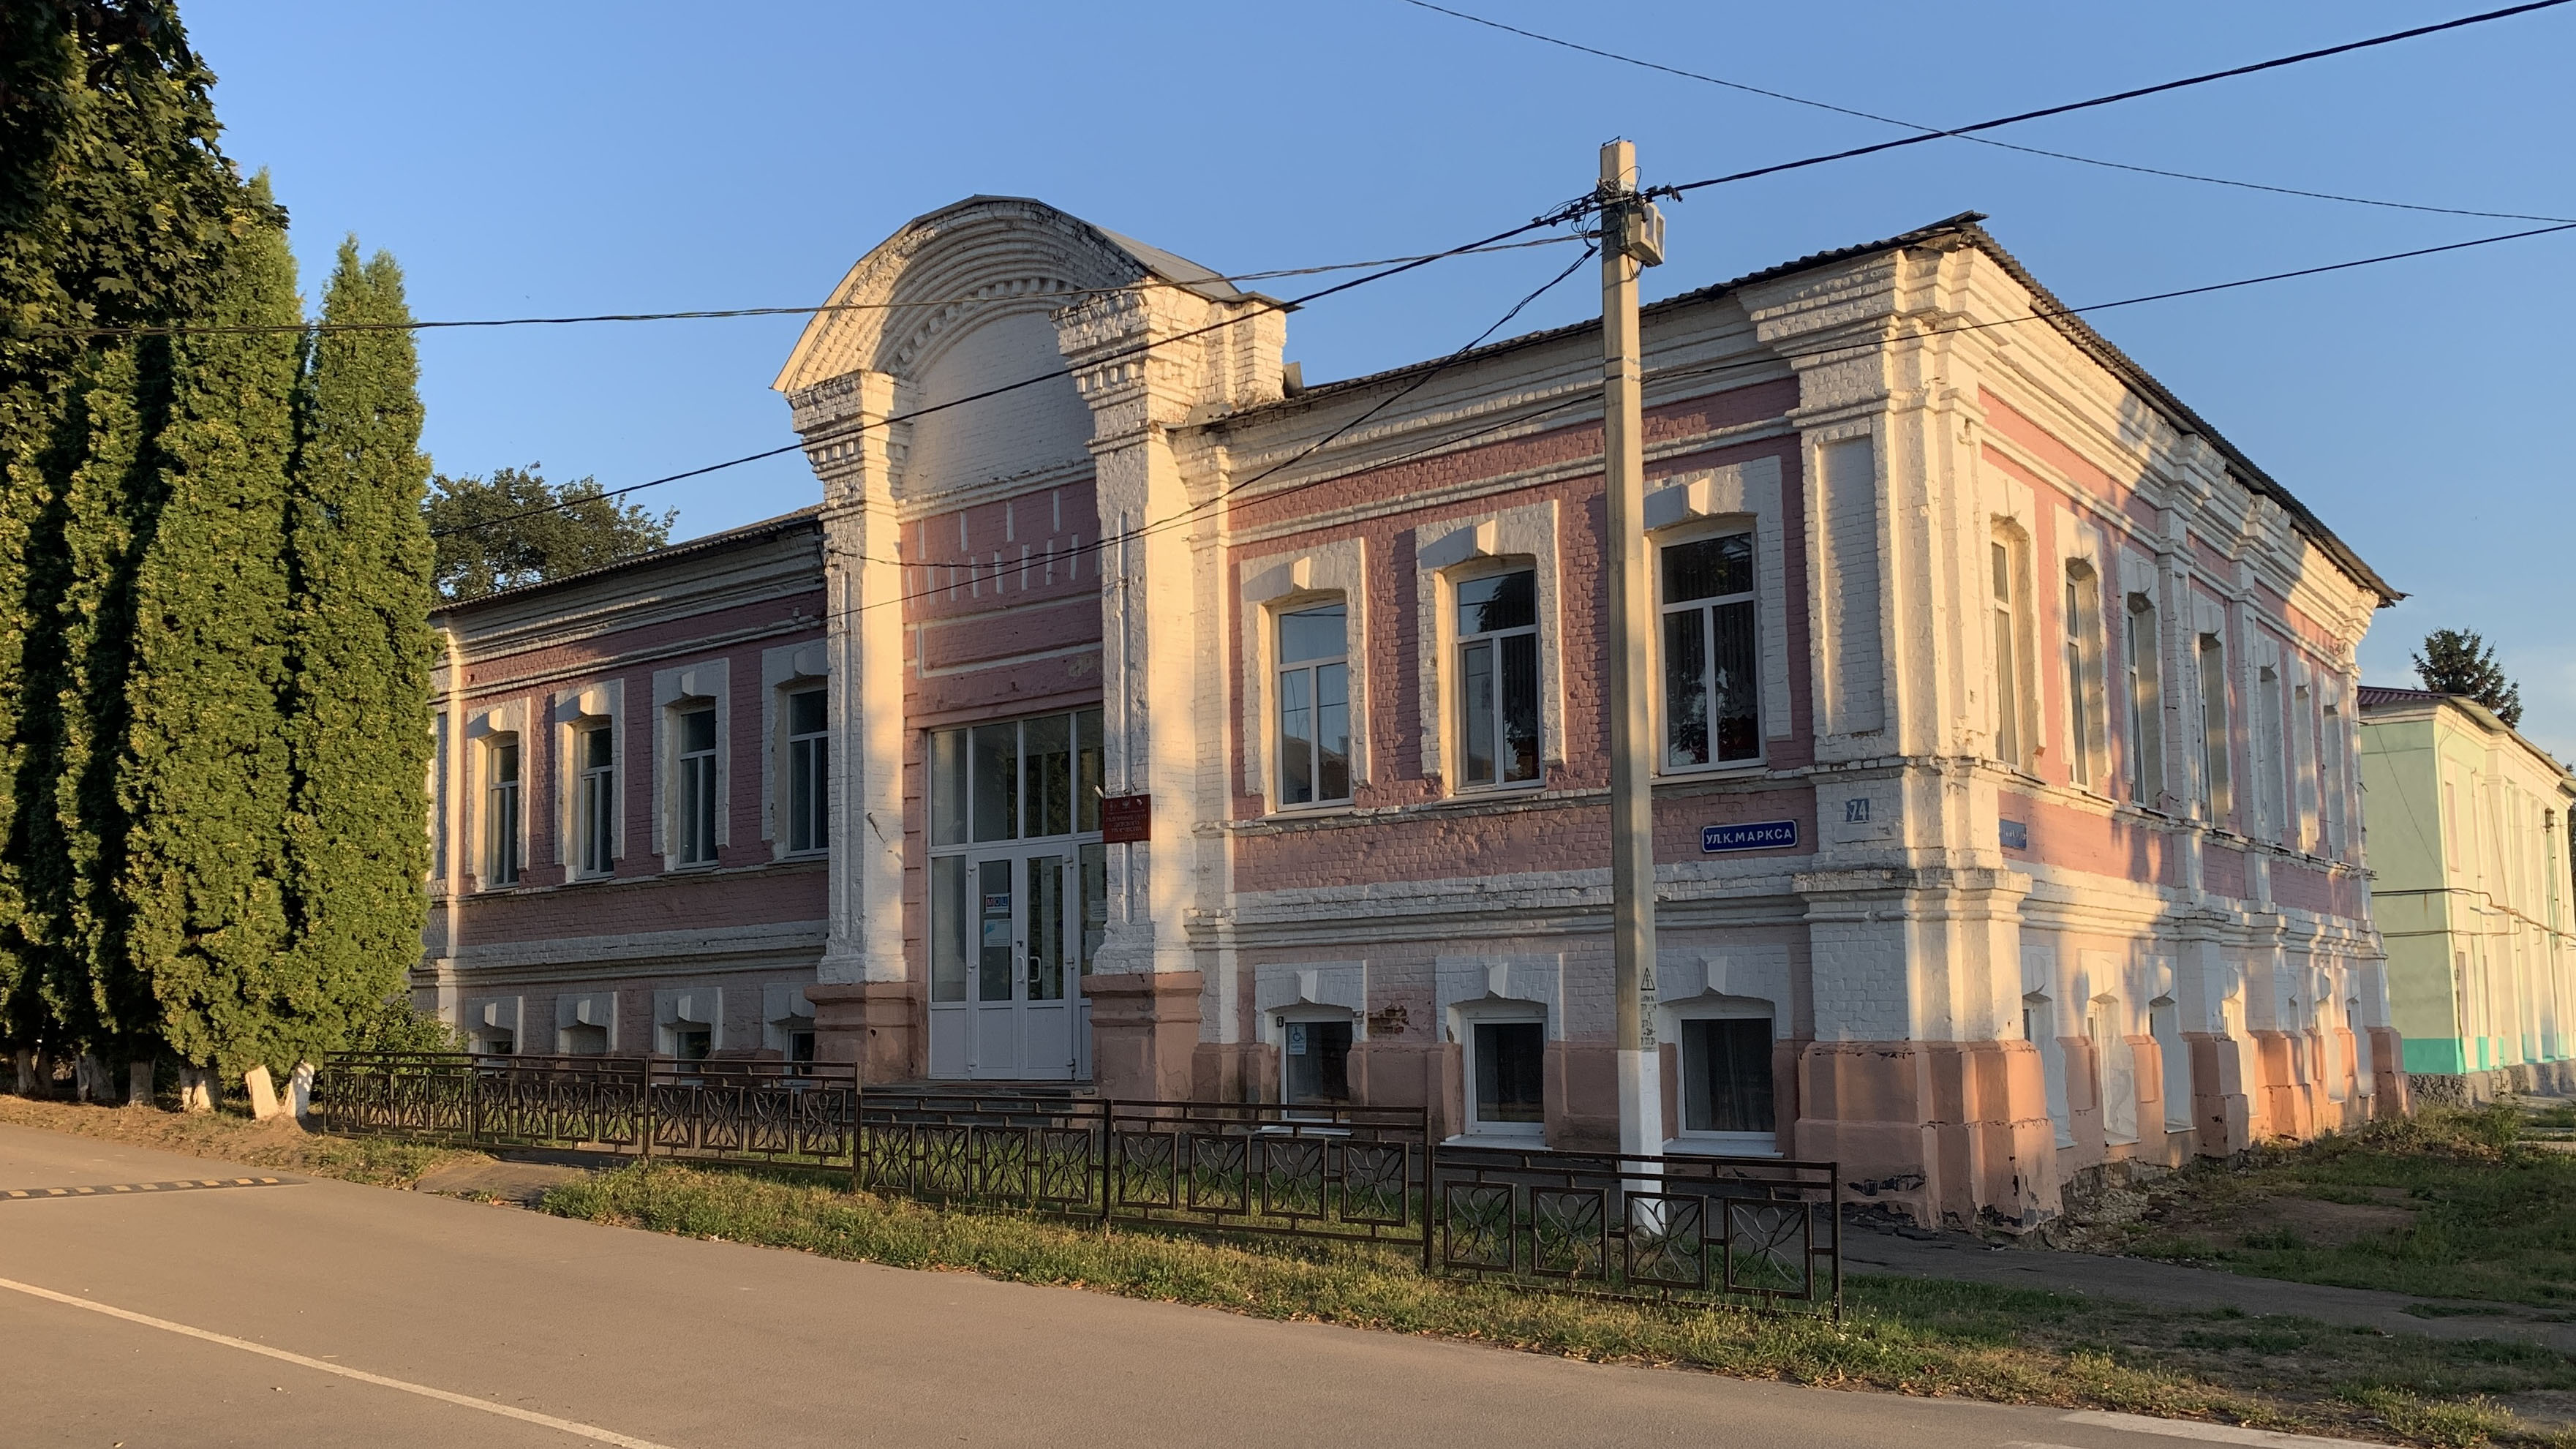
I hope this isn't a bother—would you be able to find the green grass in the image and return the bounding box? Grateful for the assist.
[536,1159,2576,1447]
[0,1094,481,1186]
[2113,1104,2576,1307]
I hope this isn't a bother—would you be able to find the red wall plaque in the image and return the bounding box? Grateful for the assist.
[1099,793,1151,844]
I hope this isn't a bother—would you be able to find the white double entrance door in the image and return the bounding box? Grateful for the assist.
[927,845,1091,1081]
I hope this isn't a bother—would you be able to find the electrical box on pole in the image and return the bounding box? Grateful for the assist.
[1597,140,1665,1165]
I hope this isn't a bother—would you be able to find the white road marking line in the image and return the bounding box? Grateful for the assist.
[0,1275,679,1448]
[2061,1410,2392,1449]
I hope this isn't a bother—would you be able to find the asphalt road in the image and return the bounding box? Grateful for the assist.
[0,1122,2365,1449]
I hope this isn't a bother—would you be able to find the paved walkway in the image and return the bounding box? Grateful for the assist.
[0,1121,2395,1449]
[1846,1226,2576,1350]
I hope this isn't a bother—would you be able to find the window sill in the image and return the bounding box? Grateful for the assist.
[1445,1129,1546,1148]
[1656,757,1769,781]
[1266,800,1357,821]
[1665,1133,1781,1159]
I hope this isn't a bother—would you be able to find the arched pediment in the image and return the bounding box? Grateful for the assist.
[772,195,1246,397]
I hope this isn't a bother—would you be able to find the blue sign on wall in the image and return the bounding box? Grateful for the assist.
[1701,820,1799,854]
[1998,819,2030,850]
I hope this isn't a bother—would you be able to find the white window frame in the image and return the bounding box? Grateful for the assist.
[1666,999,1780,1156]
[573,721,615,877]
[1274,1005,1361,1111]
[652,660,730,870]
[2123,593,2164,807]
[2196,633,2232,826]
[1239,540,1370,814]
[1654,522,1763,775]
[2062,561,2106,790]
[783,685,829,856]
[483,733,523,888]
[1455,1001,1548,1140]
[2256,661,2286,843]
[674,703,719,867]
[1413,502,1562,794]
[1273,598,1354,808]
[1450,560,1543,792]
[1990,529,2030,769]
[759,640,829,857]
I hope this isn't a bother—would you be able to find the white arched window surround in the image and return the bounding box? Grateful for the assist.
[1414,501,1561,792]
[652,659,731,869]
[1660,993,1781,1156]
[1238,538,1369,813]
[2059,534,2111,794]
[551,681,623,880]
[464,699,529,892]
[1643,456,1789,762]
[1988,520,2038,772]
[761,640,832,858]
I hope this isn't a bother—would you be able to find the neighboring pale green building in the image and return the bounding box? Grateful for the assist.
[2357,685,2576,1100]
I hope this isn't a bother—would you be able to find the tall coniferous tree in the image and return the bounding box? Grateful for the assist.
[119,187,301,1079]
[0,1,238,1060]
[31,339,173,1061]
[285,239,435,1056]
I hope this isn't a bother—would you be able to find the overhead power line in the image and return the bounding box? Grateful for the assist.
[48,236,1581,341]
[1397,0,2574,225]
[1649,0,2576,199]
[824,214,2576,593]
[438,210,2576,559]
[430,204,1595,541]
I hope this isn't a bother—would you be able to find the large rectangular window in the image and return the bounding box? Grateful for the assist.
[1282,1017,1355,1107]
[485,737,521,887]
[934,709,1104,846]
[1456,569,1539,788]
[676,705,718,865]
[1991,537,2024,768]
[1680,1017,1775,1136]
[2258,665,2285,839]
[2197,634,2232,824]
[1469,1019,1545,1132]
[786,687,828,854]
[2125,595,2163,805]
[1276,603,1351,806]
[2063,564,2101,788]
[576,723,614,876]
[1660,532,1758,769]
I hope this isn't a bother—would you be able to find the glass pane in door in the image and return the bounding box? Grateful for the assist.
[1028,855,1066,1001]
[976,859,1014,1002]
[931,857,968,1002]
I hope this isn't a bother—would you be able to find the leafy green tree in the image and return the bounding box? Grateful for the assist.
[0,0,240,1057]
[118,190,301,1080]
[282,238,436,1061]
[2415,628,2523,729]
[426,465,674,599]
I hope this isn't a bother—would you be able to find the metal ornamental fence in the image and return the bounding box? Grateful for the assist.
[317,1053,1837,1319]
[319,1052,858,1172]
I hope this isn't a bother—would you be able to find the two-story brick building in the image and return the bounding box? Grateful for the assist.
[423,195,2405,1227]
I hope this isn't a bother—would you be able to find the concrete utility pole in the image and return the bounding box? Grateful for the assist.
[1599,139,1667,1162]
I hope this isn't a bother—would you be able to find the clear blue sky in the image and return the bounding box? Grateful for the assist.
[189,1,2575,750]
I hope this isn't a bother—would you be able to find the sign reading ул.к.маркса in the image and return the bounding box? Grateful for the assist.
[1701,820,1797,854]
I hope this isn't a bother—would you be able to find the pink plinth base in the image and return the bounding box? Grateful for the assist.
[806,982,917,1084]
[1790,1039,2058,1230]
[1082,971,1204,1101]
